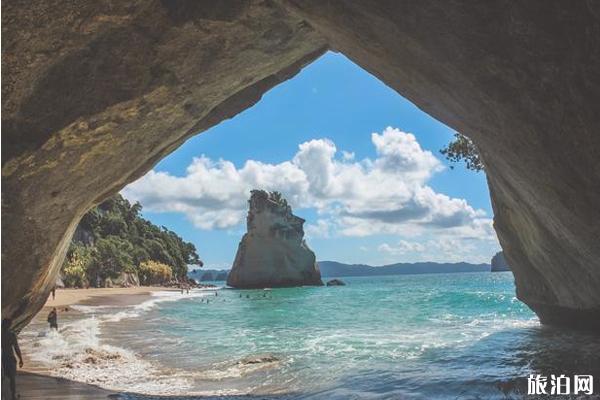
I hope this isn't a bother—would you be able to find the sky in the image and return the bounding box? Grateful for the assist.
[122,51,500,269]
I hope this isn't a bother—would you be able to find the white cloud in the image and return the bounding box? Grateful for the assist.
[122,127,496,245]
[378,236,499,264]
[378,240,426,255]
[371,128,442,180]
[342,151,355,161]
[305,219,332,239]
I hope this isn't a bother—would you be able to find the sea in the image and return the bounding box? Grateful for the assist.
[21,272,600,399]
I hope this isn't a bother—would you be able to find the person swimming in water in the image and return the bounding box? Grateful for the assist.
[2,319,24,400]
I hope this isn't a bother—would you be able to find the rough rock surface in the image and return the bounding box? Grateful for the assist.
[2,0,326,330]
[227,190,323,288]
[282,0,600,331]
[112,272,140,287]
[215,271,229,281]
[326,279,346,287]
[240,354,279,365]
[491,252,511,272]
[2,1,600,331]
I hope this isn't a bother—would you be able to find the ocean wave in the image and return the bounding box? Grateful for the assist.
[71,289,215,322]
[19,277,550,399]
[22,289,225,396]
[23,317,193,394]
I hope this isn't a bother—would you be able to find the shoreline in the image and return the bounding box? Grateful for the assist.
[13,277,550,400]
[43,286,180,309]
[18,286,182,398]
[15,371,116,399]
[18,285,261,399]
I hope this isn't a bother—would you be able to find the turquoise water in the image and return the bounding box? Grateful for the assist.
[23,272,600,399]
[114,272,600,399]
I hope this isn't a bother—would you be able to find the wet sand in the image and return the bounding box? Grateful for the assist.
[45,286,179,308]
[14,372,280,400]
[15,371,116,399]
[17,287,178,399]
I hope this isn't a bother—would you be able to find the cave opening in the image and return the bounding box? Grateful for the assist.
[18,51,531,397]
[120,51,501,272]
[4,2,600,398]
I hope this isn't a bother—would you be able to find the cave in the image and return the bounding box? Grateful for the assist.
[2,1,600,333]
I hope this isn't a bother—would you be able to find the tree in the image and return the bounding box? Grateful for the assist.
[139,261,173,285]
[61,194,202,287]
[88,236,135,283]
[62,244,92,287]
[440,132,484,172]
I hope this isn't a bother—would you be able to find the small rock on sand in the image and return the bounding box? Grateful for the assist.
[240,354,279,365]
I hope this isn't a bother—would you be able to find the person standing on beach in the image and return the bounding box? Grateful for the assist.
[2,318,24,400]
[47,308,58,330]
[51,286,56,300]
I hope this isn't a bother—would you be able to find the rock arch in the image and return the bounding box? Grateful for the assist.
[2,0,599,331]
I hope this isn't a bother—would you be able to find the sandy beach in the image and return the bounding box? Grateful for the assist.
[15,371,116,400]
[44,286,179,308]
[14,286,179,400]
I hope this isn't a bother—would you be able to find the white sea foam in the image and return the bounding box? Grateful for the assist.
[72,289,215,322]
[22,289,223,395]
[19,278,549,398]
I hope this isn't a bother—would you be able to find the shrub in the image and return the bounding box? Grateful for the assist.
[62,245,92,287]
[139,260,173,285]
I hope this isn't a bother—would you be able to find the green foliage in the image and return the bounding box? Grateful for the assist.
[139,260,173,285]
[270,191,283,204]
[269,191,289,208]
[87,236,135,282]
[440,132,485,172]
[62,244,93,288]
[60,194,201,287]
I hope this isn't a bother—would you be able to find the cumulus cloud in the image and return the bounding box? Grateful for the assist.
[305,219,333,239]
[378,240,426,255]
[377,235,499,264]
[122,127,495,243]
[341,151,355,161]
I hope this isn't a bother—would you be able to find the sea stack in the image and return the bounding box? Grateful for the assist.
[227,190,323,288]
[491,251,511,272]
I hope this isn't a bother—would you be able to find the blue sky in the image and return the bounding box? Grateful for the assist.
[122,52,499,269]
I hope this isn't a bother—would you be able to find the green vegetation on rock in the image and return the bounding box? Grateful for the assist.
[139,260,174,285]
[61,195,201,287]
[440,132,484,172]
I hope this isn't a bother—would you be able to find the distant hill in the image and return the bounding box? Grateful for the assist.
[189,260,493,282]
[189,269,229,282]
[317,261,490,277]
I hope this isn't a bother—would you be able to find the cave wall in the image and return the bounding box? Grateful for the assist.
[1,0,326,330]
[282,0,600,330]
[2,0,599,331]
